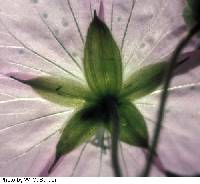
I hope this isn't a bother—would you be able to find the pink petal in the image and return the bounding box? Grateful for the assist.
[136,51,200,175]
[98,1,105,21]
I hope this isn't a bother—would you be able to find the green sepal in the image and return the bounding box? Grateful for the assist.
[56,107,99,160]
[16,76,91,107]
[84,13,122,96]
[118,101,149,148]
[120,62,168,101]
[183,0,200,37]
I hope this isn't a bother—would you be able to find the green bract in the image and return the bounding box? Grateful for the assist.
[19,13,168,171]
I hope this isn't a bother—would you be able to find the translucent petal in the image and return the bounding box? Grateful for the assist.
[0,76,73,176]
[0,133,59,177]
[58,144,160,177]
[47,140,163,176]
[0,0,199,177]
[0,0,91,82]
[136,51,200,175]
[121,0,197,77]
[0,0,98,176]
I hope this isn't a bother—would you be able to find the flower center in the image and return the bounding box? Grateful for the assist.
[81,94,119,123]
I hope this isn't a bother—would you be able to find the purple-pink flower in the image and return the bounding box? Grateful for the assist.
[0,0,199,176]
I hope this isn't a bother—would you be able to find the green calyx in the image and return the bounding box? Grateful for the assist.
[54,95,149,166]
[19,13,168,172]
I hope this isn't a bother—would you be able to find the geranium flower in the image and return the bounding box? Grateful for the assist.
[0,0,199,177]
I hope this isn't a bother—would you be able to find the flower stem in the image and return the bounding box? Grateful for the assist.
[142,23,200,177]
[109,100,122,177]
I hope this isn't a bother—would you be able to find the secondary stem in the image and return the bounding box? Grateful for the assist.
[143,23,200,177]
